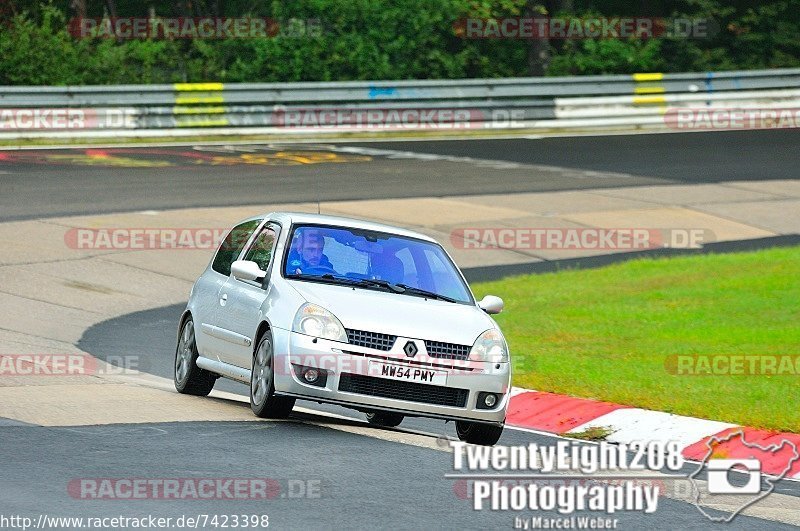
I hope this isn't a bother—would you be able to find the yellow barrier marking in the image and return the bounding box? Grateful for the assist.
[175,96,225,105]
[633,95,667,105]
[632,73,664,82]
[634,86,666,94]
[174,83,224,91]
[176,119,230,127]
[173,106,226,115]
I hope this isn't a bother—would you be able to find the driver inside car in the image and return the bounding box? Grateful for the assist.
[287,230,334,274]
[369,249,404,284]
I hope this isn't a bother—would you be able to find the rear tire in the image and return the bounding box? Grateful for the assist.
[174,318,216,396]
[250,330,295,419]
[365,411,404,428]
[455,420,503,446]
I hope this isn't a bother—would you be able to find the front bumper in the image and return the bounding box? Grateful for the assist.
[272,328,511,425]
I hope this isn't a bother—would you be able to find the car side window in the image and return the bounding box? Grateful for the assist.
[244,224,279,273]
[211,219,261,276]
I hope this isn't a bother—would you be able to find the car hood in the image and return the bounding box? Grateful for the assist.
[287,280,497,345]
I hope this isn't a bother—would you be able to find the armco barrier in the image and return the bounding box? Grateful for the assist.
[1,68,799,138]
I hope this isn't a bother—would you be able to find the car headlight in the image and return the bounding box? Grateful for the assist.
[469,329,508,363]
[292,303,348,342]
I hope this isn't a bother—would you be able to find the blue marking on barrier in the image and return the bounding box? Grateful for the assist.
[705,72,715,93]
[368,86,397,99]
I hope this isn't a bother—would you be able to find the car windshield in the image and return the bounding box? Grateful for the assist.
[283,224,473,304]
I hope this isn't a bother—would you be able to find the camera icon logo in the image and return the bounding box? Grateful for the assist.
[706,458,761,494]
[688,430,798,523]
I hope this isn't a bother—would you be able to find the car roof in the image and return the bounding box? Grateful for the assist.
[255,211,437,243]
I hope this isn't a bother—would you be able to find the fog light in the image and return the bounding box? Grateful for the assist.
[477,391,500,410]
[292,364,328,387]
[303,368,320,383]
[484,394,497,407]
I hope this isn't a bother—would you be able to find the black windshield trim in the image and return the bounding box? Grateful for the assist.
[280,222,474,305]
[284,275,472,305]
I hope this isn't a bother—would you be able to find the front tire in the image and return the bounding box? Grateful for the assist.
[174,318,216,396]
[250,330,295,418]
[455,420,504,446]
[365,411,404,427]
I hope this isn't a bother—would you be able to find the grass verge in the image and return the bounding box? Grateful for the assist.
[472,246,800,433]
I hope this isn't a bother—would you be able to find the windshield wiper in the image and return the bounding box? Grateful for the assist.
[395,284,458,303]
[287,274,457,302]
[351,278,406,293]
[286,274,404,292]
[286,273,358,285]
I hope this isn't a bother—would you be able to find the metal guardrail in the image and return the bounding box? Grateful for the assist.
[1,68,799,138]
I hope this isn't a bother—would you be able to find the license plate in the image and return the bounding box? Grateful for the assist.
[369,361,447,385]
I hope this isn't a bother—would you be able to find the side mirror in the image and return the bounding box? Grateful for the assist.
[478,295,504,314]
[231,260,266,282]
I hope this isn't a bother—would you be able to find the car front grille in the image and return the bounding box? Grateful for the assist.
[345,328,472,360]
[338,373,468,408]
[345,328,397,351]
[424,340,471,361]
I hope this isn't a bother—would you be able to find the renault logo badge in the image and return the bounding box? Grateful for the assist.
[403,341,418,357]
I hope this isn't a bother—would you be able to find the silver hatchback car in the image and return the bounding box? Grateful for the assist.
[175,212,511,445]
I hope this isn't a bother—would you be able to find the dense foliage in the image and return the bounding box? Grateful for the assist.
[0,0,798,84]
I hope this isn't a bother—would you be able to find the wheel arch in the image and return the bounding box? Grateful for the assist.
[253,320,273,358]
[177,309,193,341]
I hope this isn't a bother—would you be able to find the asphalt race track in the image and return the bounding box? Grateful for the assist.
[1,129,798,222]
[348,129,800,181]
[2,131,799,529]
[6,419,790,530]
[56,303,794,529]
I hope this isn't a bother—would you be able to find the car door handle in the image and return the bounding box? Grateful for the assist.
[219,293,228,306]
